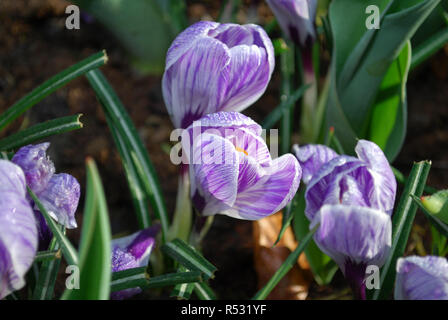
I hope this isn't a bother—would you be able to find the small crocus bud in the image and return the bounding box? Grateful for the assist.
[0,190,37,299]
[305,140,396,221]
[111,225,160,300]
[184,112,301,220]
[266,0,317,47]
[395,256,448,300]
[311,204,392,300]
[421,190,448,224]
[292,144,338,184]
[37,173,80,229]
[12,143,55,195]
[0,159,27,196]
[162,21,275,129]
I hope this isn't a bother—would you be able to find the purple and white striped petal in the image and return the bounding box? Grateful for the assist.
[12,143,55,195]
[37,173,80,229]
[266,0,317,46]
[310,204,391,299]
[111,226,159,300]
[292,144,338,184]
[163,22,274,129]
[0,191,37,299]
[0,160,27,197]
[395,256,448,300]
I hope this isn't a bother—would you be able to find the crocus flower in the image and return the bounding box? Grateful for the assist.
[305,140,396,221]
[266,0,317,47]
[311,204,392,299]
[162,21,275,129]
[12,143,80,230]
[183,111,301,220]
[293,144,338,184]
[111,226,160,300]
[0,161,37,299]
[395,256,448,300]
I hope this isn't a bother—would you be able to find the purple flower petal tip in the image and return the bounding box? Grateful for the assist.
[266,0,317,46]
[37,173,80,229]
[305,139,396,221]
[162,22,274,128]
[12,143,55,195]
[187,111,301,220]
[0,191,37,299]
[395,256,448,300]
[110,225,160,300]
[292,144,338,184]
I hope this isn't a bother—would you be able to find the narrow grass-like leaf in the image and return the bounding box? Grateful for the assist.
[393,166,437,194]
[0,114,83,151]
[0,51,107,130]
[162,239,217,280]
[261,85,309,130]
[372,160,431,300]
[85,69,168,239]
[411,27,448,69]
[63,158,112,300]
[253,225,317,300]
[110,267,149,292]
[34,250,61,263]
[412,195,448,239]
[274,201,294,246]
[28,189,79,266]
[194,282,217,300]
[280,40,294,155]
[171,266,195,300]
[32,237,61,300]
[106,114,150,228]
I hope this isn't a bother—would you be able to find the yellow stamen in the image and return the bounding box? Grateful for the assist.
[235,146,248,156]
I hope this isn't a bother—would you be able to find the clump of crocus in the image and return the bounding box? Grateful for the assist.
[12,143,80,249]
[420,189,448,224]
[0,160,37,299]
[182,111,301,220]
[111,225,160,300]
[297,140,396,299]
[395,256,448,300]
[266,0,317,48]
[162,21,275,129]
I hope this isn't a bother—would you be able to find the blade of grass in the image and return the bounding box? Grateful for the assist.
[0,114,83,151]
[392,166,437,194]
[162,239,217,280]
[372,160,431,300]
[411,27,448,69]
[28,188,79,266]
[85,69,168,239]
[34,249,61,263]
[280,40,295,155]
[253,225,317,300]
[0,51,107,131]
[194,282,217,300]
[32,237,62,300]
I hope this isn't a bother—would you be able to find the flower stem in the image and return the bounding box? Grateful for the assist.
[168,165,192,242]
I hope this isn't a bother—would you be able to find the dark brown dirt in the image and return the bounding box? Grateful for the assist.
[1,0,447,300]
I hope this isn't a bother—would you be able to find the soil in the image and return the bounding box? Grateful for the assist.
[1,0,447,300]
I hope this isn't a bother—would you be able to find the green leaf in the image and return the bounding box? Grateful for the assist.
[62,158,112,300]
[0,114,83,151]
[28,189,79,266]
[85,69,169,239]
[34,250,60,263]
[0,51,107,131]
[327,0,440,158]
[412,195,448,238]
[194,282,217,300]
[32,237,62,300]
[372,160,431,300]
[253,225,317,300]
[369,41,411,161]
[161,239,217,280]
[412,27,448,68]
[292,188,337,285]
[261,84,310,130]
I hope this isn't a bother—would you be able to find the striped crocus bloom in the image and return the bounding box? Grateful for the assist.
[162,21,275,129]
[111,225,160,300]
[182,111,301,220]
[395,255,448,300]
[0,160,37,299]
